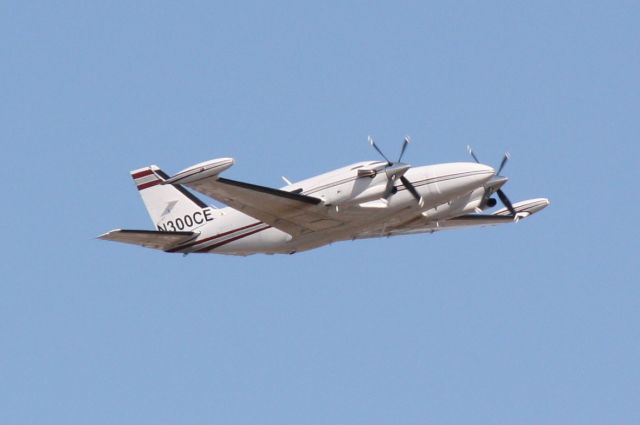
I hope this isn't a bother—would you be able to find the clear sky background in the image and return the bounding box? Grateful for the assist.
[2,1,639,424]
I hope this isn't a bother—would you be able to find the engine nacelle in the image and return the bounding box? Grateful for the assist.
[164,157,234,185]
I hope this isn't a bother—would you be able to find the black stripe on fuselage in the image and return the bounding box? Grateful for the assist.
[195,225,272,253]
[300,170,489,197]
[396,170,491,192]
[166,222,265,252]
[302,176,360,196]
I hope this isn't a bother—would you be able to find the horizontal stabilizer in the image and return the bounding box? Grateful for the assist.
[98,229,198,251]
[492,198,550,218]
[445,198,549,227]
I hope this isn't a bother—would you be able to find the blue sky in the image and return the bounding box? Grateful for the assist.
[1,1,639,424]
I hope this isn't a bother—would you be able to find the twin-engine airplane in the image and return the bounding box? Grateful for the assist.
[99,138,549,255]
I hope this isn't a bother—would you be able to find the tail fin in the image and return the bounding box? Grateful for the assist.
[131,166,214,231]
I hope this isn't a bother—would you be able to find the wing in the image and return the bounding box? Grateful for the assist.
[182,177,343,236]
[98,229,198,250]
[355,198,550,239]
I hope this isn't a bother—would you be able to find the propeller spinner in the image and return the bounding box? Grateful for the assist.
[368,136,424,207]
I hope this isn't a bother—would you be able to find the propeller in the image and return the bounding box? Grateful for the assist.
[368,136,424,207]
[467,146,516,216]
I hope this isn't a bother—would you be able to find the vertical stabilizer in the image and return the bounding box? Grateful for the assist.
[131,166,214,231]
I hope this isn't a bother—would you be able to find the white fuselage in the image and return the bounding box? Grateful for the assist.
[168,161,495,255]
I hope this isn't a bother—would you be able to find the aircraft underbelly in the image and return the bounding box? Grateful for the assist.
[213,227,293,255]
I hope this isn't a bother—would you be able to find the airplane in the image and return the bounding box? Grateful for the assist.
[99,137,549,256]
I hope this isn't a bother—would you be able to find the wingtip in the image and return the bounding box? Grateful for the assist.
[97,229,122,240]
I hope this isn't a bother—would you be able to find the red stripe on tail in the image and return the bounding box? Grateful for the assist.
[137,180,162,190]
[132,169,155,179]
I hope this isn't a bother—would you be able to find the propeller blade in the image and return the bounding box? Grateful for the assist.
[398,136,410,163]
[467,145,480,164]
[496,189,516,216]
[497,152,510,176]
[400,176,424,207]
[382,178,396,200]
[368,136,392,165]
